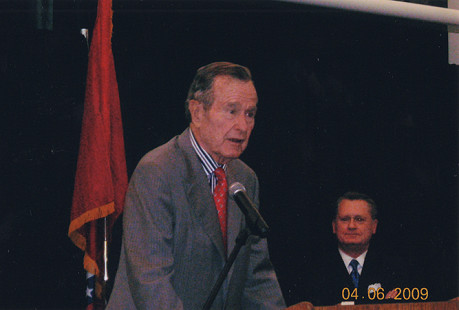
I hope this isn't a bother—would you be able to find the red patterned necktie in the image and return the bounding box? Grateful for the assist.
[213,167,228,252]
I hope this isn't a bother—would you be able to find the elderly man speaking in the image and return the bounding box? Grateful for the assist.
[107,62,285,310]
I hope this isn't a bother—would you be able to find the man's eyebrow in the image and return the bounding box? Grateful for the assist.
[225,102,240,108]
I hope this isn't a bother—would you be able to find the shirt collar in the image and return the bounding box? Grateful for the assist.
[189,128,227,178]
[338,248,367,274]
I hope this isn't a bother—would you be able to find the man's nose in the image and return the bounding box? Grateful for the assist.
[348,219,357,229]
[234,113,249,131]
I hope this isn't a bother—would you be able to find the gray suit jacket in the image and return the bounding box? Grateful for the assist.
[107,128,285,310]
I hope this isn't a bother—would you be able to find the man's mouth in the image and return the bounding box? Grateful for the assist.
[228,138,244,144]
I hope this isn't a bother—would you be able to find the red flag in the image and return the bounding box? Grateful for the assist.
[68,0,127,308]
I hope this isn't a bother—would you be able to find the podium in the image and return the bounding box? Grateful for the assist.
[286,298,459,310]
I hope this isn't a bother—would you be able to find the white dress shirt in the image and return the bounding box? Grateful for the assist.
[338,248,367,275]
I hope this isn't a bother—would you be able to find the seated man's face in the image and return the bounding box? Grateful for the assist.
[332,199,378,253]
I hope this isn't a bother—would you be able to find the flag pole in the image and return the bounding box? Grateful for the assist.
[104,217,109,282]
[80,28,89,50]
[80,24,109,282]
[80,26,110,302]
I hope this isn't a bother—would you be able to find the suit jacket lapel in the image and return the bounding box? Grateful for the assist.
[332,248,355,289]
[224,162,246,294]
[226,165,243,256]
[178,129,226,259]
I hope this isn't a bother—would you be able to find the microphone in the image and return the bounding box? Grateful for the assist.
[229,182,269,238]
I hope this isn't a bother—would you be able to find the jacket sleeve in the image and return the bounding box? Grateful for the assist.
[121,161,184,310]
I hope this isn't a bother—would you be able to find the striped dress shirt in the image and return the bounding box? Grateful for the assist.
[189,128,227,193]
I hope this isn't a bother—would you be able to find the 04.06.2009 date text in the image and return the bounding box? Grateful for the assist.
[342,287,429,301]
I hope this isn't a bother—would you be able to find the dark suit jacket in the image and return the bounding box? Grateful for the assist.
[107,128,285,310]
[293,245,406,307]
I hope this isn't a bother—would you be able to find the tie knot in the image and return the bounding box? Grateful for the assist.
[350,259,359,270]
[214,167,226,181]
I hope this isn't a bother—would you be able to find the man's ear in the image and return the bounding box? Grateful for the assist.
[189,99,203,126]
[332,220,337,234]
[372,219,378,234]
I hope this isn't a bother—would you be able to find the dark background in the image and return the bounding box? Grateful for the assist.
[0,0,457,308]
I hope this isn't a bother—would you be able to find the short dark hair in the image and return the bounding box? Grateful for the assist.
[184,62,253,121]
[335,192,378,219]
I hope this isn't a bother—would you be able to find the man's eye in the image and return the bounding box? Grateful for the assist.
[340,218,350,222]
[226,107,240,115]
[355,217,365,222]
[246,111,256,118]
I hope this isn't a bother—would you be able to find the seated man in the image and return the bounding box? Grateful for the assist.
[297,192,406,306]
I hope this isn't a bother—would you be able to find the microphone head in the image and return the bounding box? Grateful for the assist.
[229,182,246,197]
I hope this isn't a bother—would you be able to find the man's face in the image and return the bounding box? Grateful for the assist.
[190,76,258,164]
[332,199,378,253]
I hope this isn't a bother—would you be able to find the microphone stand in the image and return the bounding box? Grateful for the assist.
[202,228,252,310]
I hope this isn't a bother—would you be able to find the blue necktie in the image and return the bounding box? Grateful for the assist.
[350,259,360,288]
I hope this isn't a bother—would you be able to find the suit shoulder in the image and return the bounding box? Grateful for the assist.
[134,135,182,177]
